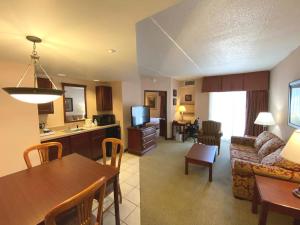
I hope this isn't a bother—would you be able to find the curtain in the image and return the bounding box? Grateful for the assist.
[244,90,269,136]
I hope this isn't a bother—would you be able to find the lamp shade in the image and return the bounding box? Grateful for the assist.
[254,112,275,126]
[178,105,186,113]
[280,130,300,164]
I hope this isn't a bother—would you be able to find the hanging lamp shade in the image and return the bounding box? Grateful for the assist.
[2,36,64,104]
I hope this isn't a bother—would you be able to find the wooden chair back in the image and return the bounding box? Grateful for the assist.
[101,138,124,171]
[23,142,63,168]
[44,177,106,225]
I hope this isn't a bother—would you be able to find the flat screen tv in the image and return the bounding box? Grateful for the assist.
[288,79,300,128]
[131,106,150,127]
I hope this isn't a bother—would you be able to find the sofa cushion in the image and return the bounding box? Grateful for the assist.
[254,131,275,150]
[261,148,300,172]
[230,143,257,153]
[231,149,260,163]
[258,137,285,161]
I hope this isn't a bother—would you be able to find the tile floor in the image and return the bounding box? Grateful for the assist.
[93,152,140,225]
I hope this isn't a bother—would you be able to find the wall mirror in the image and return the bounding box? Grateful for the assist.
[62,83,87,123]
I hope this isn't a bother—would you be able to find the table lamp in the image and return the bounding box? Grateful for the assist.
[254,112,275,129]
[178,105,186,121]
[280,130,300,198]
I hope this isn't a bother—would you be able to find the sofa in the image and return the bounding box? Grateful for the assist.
[230,131,300,200]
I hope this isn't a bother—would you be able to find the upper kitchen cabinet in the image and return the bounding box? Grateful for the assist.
[96,86,113,111]
[37,77,54,114]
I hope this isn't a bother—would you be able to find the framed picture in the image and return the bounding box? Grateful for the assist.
[288,79,300,128]
[146,94,157,109]
[185,94,192,102]
[173,98,177,106]
[64,98,73,112]
[173,89,177,97]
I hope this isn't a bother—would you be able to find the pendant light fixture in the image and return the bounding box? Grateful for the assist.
[2,36,64,104]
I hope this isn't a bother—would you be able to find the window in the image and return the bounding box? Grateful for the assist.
[209,91,246,140]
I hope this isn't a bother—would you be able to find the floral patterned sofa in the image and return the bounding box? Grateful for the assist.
[230,131,300,200]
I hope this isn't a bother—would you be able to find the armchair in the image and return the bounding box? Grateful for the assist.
[198,120,222,154]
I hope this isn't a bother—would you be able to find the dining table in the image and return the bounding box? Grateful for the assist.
[0,153,120,225]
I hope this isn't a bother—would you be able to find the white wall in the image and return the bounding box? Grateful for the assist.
[269,46,300,141]
[0,61,40,176]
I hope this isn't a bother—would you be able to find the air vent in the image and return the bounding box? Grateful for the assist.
[184,80,195,86]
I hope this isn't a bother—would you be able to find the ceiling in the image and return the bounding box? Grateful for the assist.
[0,0,180,81]
[137,0,300,78]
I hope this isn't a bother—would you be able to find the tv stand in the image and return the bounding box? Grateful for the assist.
[127,126,156,156]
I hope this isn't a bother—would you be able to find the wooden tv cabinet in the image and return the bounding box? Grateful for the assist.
[127,126,157,155]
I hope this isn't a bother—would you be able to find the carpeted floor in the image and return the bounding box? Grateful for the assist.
[140,138,292,225]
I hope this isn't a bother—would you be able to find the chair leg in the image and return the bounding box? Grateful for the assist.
[118,183,122,204]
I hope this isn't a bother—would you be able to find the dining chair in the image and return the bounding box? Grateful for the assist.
[23,142,62,168]
[101,138,124,207]
[44,177,106,225]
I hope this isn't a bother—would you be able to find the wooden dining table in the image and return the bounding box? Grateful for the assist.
[0,153,120,225]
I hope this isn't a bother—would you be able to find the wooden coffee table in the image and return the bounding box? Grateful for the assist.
[252,175,300,225]
[185,143,217,182]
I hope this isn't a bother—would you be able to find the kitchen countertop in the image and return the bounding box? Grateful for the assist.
[40,124,119,142]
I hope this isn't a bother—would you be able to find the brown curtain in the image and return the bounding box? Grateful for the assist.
[159,92,166,118]
[244,90,269,136]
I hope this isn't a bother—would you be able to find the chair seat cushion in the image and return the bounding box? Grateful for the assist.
[231,149,260,163]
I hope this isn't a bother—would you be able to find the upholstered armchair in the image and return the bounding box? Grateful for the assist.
[198,120,223,154]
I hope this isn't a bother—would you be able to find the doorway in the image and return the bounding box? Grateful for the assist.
[144,90,168,139]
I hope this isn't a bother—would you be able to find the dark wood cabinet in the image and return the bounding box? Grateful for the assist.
[128,126,157,156]
[70,132,91,159]
[96,86,113,111]
[90,129,105,160]
[42,127,121,161]
[37,77,54,114]
[43,136,71,161]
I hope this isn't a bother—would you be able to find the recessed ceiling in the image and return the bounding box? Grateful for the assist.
[0,0,180,81]
[137,0,300,78]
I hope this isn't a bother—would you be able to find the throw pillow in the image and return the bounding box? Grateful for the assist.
[258,137,285,161]
[261,148,281,166]
[254,131,275,150]
[261,148,300,172]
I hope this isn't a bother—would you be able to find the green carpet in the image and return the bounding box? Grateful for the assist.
[140,139,292,225]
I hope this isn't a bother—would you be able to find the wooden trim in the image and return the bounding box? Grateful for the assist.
[62,83,88,123]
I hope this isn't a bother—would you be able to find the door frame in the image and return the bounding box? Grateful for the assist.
[144,90,168,140]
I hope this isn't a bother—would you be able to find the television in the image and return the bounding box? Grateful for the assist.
[131,106,150,127]
[288,80,300,128]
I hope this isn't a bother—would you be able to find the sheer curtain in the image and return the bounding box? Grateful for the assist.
[209,91,246,140]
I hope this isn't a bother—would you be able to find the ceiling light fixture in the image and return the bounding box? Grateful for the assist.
[2,36,64,104]
[93,79,100,82]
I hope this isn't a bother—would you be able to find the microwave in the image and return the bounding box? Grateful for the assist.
[93,114,115,126]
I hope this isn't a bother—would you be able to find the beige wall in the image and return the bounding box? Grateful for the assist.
[194,78,209,124]
[0,61,40,176]
[269,46,300,141]
[122,78,142,147]
[39,76,110,128]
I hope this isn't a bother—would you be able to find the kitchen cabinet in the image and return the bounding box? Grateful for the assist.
[42,126,120,161]
[96,86,113,111]
[90,129,105,160]
[70,132,91,159]
[45,136,71,161]
[37,77,54,114]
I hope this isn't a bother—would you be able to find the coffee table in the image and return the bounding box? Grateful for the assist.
[252,175,300,225]
[185,143,217,182]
